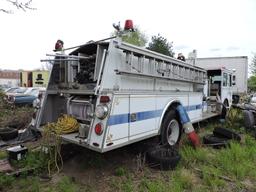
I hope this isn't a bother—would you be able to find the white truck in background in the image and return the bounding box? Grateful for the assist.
[36,27,233,152]
[187,56,248,103]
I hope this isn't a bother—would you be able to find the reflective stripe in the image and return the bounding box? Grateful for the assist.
[107,104,202,126]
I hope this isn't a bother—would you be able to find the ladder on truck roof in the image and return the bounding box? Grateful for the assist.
[114,40,206,84]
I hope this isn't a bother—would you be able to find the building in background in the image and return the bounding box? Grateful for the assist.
[0,70,20,88]
[20,70,49,87]
[187,56,248,95]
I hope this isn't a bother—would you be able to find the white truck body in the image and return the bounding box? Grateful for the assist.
[37,38,233,152]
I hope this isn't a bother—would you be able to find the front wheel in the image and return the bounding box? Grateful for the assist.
[160,110,181,146]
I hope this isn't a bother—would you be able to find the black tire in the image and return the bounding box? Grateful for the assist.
[146,145,181,170]
[243,110,255,130]
[160,110,181,146]
[0,128,18,141]
[203,134,229,148]
[213,127,241,141]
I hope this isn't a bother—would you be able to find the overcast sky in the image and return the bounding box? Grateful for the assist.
[0,0,256,70]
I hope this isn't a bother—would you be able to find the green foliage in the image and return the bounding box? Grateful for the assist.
[0,173,15,190]
[115,166,127,176]
[16,177,40,192]
[147,34,174,57]
[121,176,134,192]
[250,53,256,75]
[214,141,256,179]
[57,176,79,192]
[180,146,209,167]
[225,107,244,130]
[121,27,147,47]
[201,165,226,190]
[110,175,134,192]
[248,75,256,91]
[139,178,169,192]
[171,169,194,191]
[16,151,48,172]
[0,151,7,160]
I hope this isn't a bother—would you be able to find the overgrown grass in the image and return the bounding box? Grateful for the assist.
[0,173,15,191]
[0,91,33,128]
[12,150,48,174]
[0,151,7,160]
[214,140,256,180]
[56,176,80,192]
[180,145,210,167]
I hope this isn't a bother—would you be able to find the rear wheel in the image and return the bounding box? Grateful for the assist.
[160,110,181,146]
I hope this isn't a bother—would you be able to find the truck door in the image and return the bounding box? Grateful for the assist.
[221,71,232,106]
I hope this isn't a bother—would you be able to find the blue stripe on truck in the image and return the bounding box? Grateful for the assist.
[107,104,202,126]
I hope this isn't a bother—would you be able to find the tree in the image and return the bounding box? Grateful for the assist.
[248,76,256,92]
[248,53,256,92]
[112,25,147,47]
[121,27,147,47]
[0,0,35,14]
[147,34,174,57]
[250,53,256,75]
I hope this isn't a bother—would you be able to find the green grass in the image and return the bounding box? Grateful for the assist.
[0,173,15,191]
[56,176,80,192]
[171,168,195,191]
[214,140,256,180]
[115,166,127,176]
[0,151,7,160]
[180,145,210,167]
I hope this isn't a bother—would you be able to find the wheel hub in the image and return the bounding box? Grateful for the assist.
[167,119,180,145]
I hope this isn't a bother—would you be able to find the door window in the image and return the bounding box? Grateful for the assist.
[223,73,228,87]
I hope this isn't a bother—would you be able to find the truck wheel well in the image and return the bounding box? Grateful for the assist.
[159,101,181,134]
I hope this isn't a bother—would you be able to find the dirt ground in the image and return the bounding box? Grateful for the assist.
[54,138,160,191]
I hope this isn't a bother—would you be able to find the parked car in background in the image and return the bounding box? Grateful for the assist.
[4,87,27,101]
[7,87,46,106]
[4,87,20,93]
[0,85,11,92]
[250,94,256,107]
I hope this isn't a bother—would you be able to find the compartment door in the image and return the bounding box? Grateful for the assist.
[129,95,157,138]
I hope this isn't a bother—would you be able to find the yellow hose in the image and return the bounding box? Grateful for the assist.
[41,114,79,176]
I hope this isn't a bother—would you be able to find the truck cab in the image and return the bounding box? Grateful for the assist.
[206,68,233,110]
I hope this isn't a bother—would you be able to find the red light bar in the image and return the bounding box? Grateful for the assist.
[124,19,134,31]
[100,96,110,103]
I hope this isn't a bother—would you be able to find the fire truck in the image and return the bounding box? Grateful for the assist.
[36,21,233,152]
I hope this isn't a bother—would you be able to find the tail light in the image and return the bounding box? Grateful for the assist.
[95,123,103,135]
[100,96,110,103]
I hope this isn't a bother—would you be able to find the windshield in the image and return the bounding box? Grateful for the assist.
[6,87,19,93]
[24,88,39,95]
[14,88,27,93]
